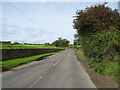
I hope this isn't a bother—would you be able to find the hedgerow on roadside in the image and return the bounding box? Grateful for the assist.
[73,3,120,82]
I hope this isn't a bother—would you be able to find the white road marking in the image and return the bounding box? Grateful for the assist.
[53,57,63,67]
[28,76,42,88]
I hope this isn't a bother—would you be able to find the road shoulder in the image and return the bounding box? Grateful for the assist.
[75,54,118,88]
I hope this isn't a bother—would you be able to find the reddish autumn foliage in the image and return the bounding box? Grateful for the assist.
[73,3,120,36]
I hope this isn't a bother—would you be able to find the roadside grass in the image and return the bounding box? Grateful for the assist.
[100,62,118,80]
[0,50,62,71]
[1,44,57,49]
[73,47,87,61]
[73,47,119,83]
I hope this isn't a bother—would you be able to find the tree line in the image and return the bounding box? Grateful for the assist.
[0,37,70,48]
[52,37,70,47]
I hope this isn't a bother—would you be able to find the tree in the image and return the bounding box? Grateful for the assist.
[73,3,120,78]
[73,3,120,36]
[52,38,70,47]
[1,41,11,44]
[13,41,19,44]
[45,42,50,45]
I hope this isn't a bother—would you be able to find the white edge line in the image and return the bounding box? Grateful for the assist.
[28,76,42,88]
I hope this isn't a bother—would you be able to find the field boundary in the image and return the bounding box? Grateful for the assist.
[1,50,63,72]
[1,48,61,61]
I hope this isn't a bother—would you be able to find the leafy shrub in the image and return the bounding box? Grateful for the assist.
[73,3,120,82]
[82,27,119,62]
[73,3,120,36]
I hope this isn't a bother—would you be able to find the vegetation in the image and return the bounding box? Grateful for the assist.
[73,3,120,82]
[0,41,12,44]
[0,50,62,71]
[73,46,118,82]
[52,37,70,47]
[1,44,57,49]
[73,3,119,36]
[73,45,87,61]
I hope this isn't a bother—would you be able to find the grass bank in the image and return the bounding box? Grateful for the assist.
[1,44,57,49]
[73,47,119,83]
[0,50,62,71]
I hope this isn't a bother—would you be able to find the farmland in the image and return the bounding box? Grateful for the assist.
[0,44,57,49]
[1,44,62,71]
[1,50,62,71]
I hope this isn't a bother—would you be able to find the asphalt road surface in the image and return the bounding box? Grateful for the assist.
[2,49,96,88]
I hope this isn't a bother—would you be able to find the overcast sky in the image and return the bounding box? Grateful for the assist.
[0,2,118,44]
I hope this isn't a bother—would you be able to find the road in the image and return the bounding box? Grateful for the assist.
[2,49,96,88]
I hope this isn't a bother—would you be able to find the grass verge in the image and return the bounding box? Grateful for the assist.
[73,48,119,83]
[73,48,87,61]
[0,50,62,71]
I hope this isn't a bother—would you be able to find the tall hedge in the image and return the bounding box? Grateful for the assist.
[73,3,120,36]
[73,3,120,82]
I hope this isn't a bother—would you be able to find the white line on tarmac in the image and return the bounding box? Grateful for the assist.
[28,76,42,88]
[52,57,63,67]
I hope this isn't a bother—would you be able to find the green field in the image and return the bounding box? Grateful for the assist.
[0,50,62,71]
[0,44,57,49]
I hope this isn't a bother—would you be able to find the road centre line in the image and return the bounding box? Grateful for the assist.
[28,51,66,88]
[52,57,64,67]
[28,76,42,88]
[28,57,64,88]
